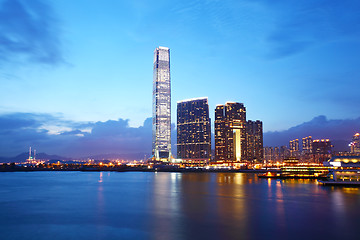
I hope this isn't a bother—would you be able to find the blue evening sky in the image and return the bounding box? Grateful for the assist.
[0,0,360,157]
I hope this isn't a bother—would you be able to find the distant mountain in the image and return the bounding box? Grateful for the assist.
[0,152,72,163]
[0,152,150,163]
[84,152,149,161]
[264,115,358,151]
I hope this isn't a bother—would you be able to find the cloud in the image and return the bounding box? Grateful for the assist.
[0,0,63,65]
[255,0,360,58]
[264,115,360,151]
[0,112,154,159]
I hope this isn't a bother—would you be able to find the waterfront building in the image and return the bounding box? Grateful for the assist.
[177,97,211,162]
[246,120,263,163]
[350,133,360,153]
[322,156,360,185]
[215,102,247,162]
[152,46,171,160]
[289,139,299,157]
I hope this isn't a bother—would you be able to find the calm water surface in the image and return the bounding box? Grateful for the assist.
[0,172,359,240]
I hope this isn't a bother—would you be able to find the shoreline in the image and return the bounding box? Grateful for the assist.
[0,167,276,173]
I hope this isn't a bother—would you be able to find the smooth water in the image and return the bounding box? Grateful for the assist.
[0,172,359,240]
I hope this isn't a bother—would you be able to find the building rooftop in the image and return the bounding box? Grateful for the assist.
[177,97,208,103]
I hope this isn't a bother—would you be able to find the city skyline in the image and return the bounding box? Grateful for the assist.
[0,0,360,158]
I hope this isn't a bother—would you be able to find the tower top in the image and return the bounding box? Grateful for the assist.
[177,97,208,104]
[158,46,169,50]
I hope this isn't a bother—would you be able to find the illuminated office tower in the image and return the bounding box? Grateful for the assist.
[152,46,171,160]
[289,139,299,157]
[177,97,211,160]
[350,133,360,153]
[215,102,247,162]
[246,120,263,162]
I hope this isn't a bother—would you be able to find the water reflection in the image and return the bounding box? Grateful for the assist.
[152,172,183,239]
[216,173,248,239]
[2,172,359,240]
[150,172,360,239]
[96,172,105,227]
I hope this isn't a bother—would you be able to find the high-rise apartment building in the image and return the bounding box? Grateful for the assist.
[280,145,289,160]
[215,102,247,162]
[152,46,171,160]
[302,136,313,154]
[264,147,273,162]
[177,97,211,160]
[273,146,280,161]
[313,139,332,163]
[289,139,299,157]
[246,120,263,162]
[313,139,332,154]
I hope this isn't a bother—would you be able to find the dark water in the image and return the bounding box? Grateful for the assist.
[0,172,359,240]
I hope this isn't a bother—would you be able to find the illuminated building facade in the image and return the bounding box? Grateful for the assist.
[215,102,247,162]
[177,97,211,160]
[302,136,313,154]
[350,133,360,153]
[313,139,333,163]
[289,139,299,157]
[246,120,263,163]
[152,46,171,160]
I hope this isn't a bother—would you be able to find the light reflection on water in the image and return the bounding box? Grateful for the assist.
[0,172,359,240]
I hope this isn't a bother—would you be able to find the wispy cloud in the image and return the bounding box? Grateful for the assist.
[255,0,360,58]
[0,0,64,65]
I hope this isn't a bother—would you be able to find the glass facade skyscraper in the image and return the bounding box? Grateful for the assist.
[152,46,171,160]
[177,97,211,160]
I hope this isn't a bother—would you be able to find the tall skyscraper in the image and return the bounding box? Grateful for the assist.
[177,97,211,160]
[152,46,171,160]
[246,120,263,163]
[215,102,247,162]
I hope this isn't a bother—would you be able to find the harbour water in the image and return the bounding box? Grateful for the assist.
[1,172,359,240]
